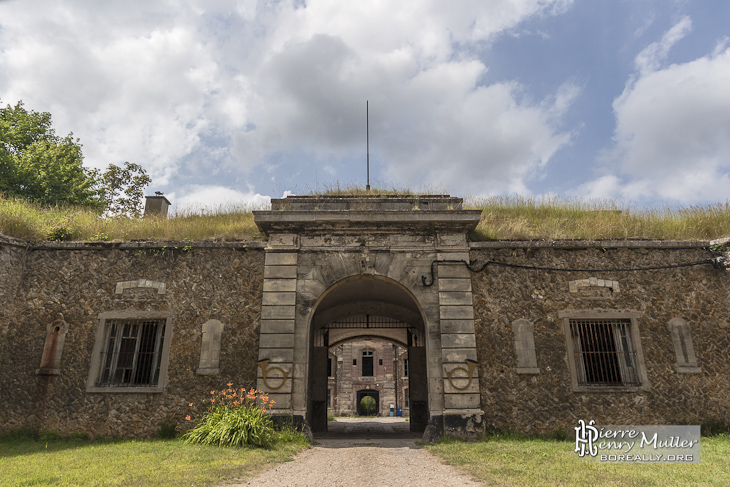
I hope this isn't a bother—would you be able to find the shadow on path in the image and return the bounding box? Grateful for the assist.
[313,417,421,442]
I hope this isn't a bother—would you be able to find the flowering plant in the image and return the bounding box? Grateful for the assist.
[182,383,276,448]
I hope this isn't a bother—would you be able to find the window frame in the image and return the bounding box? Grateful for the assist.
[560,310,650,392]
[361,349,374,377]
[87,311,174,393]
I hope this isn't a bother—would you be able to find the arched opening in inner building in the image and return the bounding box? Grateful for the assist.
[307,276,428,434]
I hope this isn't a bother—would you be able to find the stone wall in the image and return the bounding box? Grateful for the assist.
[0,241,265,438]
[469,243,730,434]
[2,235,730,438]
[0,237,28,341]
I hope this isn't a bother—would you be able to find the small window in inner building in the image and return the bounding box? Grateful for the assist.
[362,350,374,376]
[403,358,409,377]
[353,359,357,366]
[327,358,332,377]
[379,358,383,366]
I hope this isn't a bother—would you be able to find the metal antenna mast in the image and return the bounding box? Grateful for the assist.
[366,100,370,191]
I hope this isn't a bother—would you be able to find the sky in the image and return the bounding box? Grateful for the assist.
[1,0,729,211]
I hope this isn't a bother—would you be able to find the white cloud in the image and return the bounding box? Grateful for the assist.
[634,16,691,75]
[0,0,576,201]
[580,20,730,203]
[171,185,271,214]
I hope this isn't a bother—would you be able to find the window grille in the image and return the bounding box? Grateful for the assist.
[404,358,409,377]
[98,318,166,387]
[569,318,639,386]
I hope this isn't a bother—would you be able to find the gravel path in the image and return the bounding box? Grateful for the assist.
[232,419,485,487]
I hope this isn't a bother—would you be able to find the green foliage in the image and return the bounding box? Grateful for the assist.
[46,225,73,241]
[0,100,101,208]
[182,385,277,449]
[359,395,377,415]
[327,412,337,422]
[95,161,152,217]
[1,101,151,215]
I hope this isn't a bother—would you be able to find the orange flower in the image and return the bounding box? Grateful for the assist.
[185,415,191,421]
[188,403,193,407]
[210,390,215,394]
[233,401,240,406]
[227,382,233,386]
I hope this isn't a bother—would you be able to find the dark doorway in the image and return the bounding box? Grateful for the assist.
[356,389,379,416]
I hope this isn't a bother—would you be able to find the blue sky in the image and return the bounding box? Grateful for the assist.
[1,0,729,210]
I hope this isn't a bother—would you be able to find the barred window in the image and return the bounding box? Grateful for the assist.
[99,319,166,387]
[87,312,173,393]
[570,319,639,386]
[560,311,649,392]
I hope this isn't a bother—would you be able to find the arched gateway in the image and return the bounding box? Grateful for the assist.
[253,195,484,439]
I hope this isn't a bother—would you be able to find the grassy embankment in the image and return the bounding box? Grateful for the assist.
[427,433,730,487]
[1,191,730,242]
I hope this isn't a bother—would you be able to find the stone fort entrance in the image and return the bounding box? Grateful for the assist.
[253,195,485,439]
[308,275,428,433]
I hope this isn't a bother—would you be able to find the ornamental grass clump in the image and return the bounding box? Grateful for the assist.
[182,383,276,448]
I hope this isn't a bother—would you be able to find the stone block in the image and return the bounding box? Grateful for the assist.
[260,319,296,334]
[437,251,470,261]
[438,278,472,292]
[438,291,474,306]
[440,305,474,320]
[444,393,481,409]
[257,348,294,363]
[261,305,296,320]
[266,393,293,409]
[259,333,295,349]
[265,252,298,266]
[440,333,476,349]
[442,348,478,363]
[444,377,480,394]
[263,279,297,292]
[262,292,297,306]
[264,265,297,279]
[437,264,470,279]
[440,319,476,334]
[256,377,293,394]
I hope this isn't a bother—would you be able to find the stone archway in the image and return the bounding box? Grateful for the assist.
[307,276,429,433]
[253,195,485,440]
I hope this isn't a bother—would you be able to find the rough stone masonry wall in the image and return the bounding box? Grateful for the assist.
[0,237,28,342]
[470,244,730,434]
[0,242,264,438]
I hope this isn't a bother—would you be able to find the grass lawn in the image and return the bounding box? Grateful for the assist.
[426,435,730,487]
[0,436,308,487]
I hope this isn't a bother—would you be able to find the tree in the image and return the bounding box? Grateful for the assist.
[0,101,100,208]
[95,162,152,217]
[0,101,152,215]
